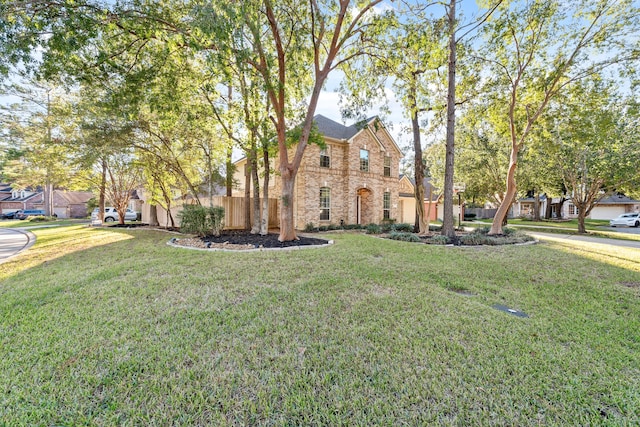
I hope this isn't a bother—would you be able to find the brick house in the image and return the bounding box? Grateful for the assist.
[0,187,43,214]
[234,115,403,229]
[52,190,94,218]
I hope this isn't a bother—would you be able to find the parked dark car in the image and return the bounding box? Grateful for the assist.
[0,210,21,219]
[15,209,45,220]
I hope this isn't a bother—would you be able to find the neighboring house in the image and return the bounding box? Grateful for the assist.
[0,188,43,214]
[52,190,94,218]
[233,115,403,229]
[397,176,442,224]
[513,193,640,220]
[0,183,12,202]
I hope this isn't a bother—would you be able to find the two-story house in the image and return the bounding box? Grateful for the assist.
[234,115,403,230]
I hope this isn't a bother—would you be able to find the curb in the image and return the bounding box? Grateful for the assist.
[0,228,36,265]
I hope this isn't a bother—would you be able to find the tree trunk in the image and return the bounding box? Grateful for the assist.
[557,197,566,219]
[577,211,586,233]
[260,148,270,236]
[149,204,159,227]
[533,190,540,221]
[490,149,518,235]
[226,147,233,197]
[278,169,297,241]
[98,158,107,222]
[409,75,428,235]
[545,194,553,219]
[244,159,251,231]
[251,154,261,234]
[441,0,457,239]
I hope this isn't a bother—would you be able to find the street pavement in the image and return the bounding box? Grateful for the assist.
[0,228,35,264]
[528,231,640,249]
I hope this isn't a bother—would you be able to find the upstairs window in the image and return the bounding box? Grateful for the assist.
[383,192,391,219]
[383,156,391,177]
[320,187,331,221]
[320,148,330,168]
[360,149,369,172]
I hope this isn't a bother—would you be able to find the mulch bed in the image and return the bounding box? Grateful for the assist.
[202,231,329,248]
[173,231,330,250]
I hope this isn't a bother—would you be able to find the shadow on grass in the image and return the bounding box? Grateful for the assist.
[0,229,639,425]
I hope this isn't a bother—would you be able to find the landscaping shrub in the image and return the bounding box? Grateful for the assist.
[304,223,317,232]
[388,231,421,242]
[391,223,414,232]
[28,215,54,222]
[473,225,491,235]
[365,223,381,234]
[502,227,517,236]
[463,213,477,219]
[429,235,450,245]
[343,224,363,230]
[179,205,225,237]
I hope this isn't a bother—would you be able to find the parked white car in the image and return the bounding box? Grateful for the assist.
[609,212,640,227]
[91,207,137,222]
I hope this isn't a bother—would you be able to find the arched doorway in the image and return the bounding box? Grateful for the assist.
[356,188,373,225]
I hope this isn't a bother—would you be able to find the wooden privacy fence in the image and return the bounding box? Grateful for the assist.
[208,196,279,230]
[144,196,280,229]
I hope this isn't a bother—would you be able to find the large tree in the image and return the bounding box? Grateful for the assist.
[546,80,640,233]
[340,8,447,235]
[481,0,640,235]
[235,0,386,241]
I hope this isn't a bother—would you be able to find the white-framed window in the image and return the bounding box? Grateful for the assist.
[383,155,391,177]
[568,204,578,215]
[320,187,330,221]
[320,147,330,168]
[360,149,369,172]
[383,191,391,220]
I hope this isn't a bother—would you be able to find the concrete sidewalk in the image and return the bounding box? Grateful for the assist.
[0,228,36,264]
[528,231,640,249]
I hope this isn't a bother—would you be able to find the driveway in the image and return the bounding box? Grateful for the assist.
[0,228,36,264]
[528,231,640,249]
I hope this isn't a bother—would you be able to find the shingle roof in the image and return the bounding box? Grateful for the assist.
[313,114,376,140]
[56,190,94,205]
[596,194,640,204]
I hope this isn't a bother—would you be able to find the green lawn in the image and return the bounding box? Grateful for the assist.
[1,226,640,425]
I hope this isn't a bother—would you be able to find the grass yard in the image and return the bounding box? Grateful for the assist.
[1,226,640,425]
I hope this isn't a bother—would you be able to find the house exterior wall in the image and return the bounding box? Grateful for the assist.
[399,197,416,224]
[590,205,630,220]
[0,196,43,213]
[292,128,400,229]
[233,123,402,230]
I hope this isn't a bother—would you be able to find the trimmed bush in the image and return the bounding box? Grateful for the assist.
[391,223,414,232]
[388,231,421,242]
[365,223,381,234]
[429,235,450,245]
[179,205,225,237]
[304,223,317,232]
